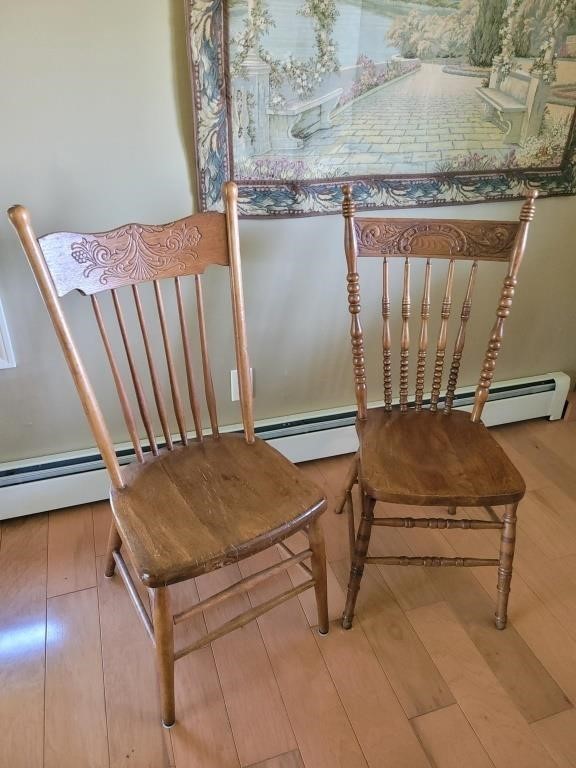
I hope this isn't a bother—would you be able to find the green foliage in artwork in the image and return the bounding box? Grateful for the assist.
[515,111,572,165]
[230,0,339,105]
[495,0,576,85]
[387,0,480,59]
[231,0,275,72]
[468,0,506,67]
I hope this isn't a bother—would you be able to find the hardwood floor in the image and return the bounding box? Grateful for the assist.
[1,418,576,767]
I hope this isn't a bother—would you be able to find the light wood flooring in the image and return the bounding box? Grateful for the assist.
[2,417,576,767]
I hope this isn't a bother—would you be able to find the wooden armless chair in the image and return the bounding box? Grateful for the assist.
[338,184,538,631]
[8,181,328,728]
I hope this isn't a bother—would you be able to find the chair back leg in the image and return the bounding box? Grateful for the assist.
[151,586,176,727]
[335,453,358,515]
[342,493,376,629]
[308,518,329,634]
[104,521,122,577]
[495,501,518,630]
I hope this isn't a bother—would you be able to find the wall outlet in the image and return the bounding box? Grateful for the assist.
[230,368,253,402]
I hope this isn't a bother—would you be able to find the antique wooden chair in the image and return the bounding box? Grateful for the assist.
[8,182,328,728]
[337,184,538,631]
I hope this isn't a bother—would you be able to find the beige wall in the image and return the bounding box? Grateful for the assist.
[1,0,575,462]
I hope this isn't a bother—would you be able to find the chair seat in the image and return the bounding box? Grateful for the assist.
[357,408,525,507]
[110,434,326,587]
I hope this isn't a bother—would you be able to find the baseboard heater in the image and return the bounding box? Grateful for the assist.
[0,372,570,520]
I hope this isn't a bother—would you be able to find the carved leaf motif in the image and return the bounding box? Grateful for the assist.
[71,220,202,285]
[355,220,517,259]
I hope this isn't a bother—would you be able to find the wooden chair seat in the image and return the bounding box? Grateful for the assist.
[358,408,525,507]
[111,434,325,587]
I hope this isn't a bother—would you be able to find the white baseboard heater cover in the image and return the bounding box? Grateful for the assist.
[0,371,570,520]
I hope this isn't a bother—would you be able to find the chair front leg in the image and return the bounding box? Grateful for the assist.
[342,493,375,630]
[308,517,329,635]
[495,501,518,630]
[346,490,357,563]
[151,586,175,728]
[104,521,122,577]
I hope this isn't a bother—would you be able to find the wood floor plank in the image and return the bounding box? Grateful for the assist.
[408,601,557,768]
[240,549,369,768]
[331,557,454,719]
[96,557,170,768]
[246,750,305,768]
[396,524,572,722]
[0,515,47,768]
[93,501,112,557]
[498,422,576,500]
[500,526,576,644]
[412,704,496,768]
[524,420,576,475]
[370,523,443,611]
[517,487,576,560]
[47,504,96,597]
[490,426,550,492]
[195,563,297,768]
[45,587,109,768]
[445,521,576,706]
[314,619,432,767]
[532,709,576,768]
[169,577,240,768]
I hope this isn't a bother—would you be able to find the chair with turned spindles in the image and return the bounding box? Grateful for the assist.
[8,181,329,729]
[337,184,538,631]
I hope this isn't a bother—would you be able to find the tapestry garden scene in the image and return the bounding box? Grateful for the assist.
[229,0,576,181]
[188,0,576,213]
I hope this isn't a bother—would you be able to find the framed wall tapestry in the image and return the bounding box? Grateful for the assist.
[187,0,576,217]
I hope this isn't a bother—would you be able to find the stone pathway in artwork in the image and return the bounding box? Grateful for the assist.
[299,62,511,174]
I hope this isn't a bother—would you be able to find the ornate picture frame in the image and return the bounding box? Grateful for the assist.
[187,1,576,217]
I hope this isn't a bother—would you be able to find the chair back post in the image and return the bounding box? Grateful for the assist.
[471,190,538,423]
[7,205,125,489]
[223,182,255,443]
[342,184,368,419]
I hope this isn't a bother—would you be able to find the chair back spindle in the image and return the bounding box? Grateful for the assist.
[175,276,203,441]
[429,259,455,413]
[131,283,173,450]
[382,258,392,411]
[342,186,538,421]
[8,182,253,486]
[195,274,220,437]
[415,259,431,411]
[444,260,478,413]
[111,287,160,453]
[153,279,188,445]
[91,294,145,462]
[399,258,411,412]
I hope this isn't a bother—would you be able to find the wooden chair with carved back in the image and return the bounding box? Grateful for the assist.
[337,184,538,631]
[8,181,329,728]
